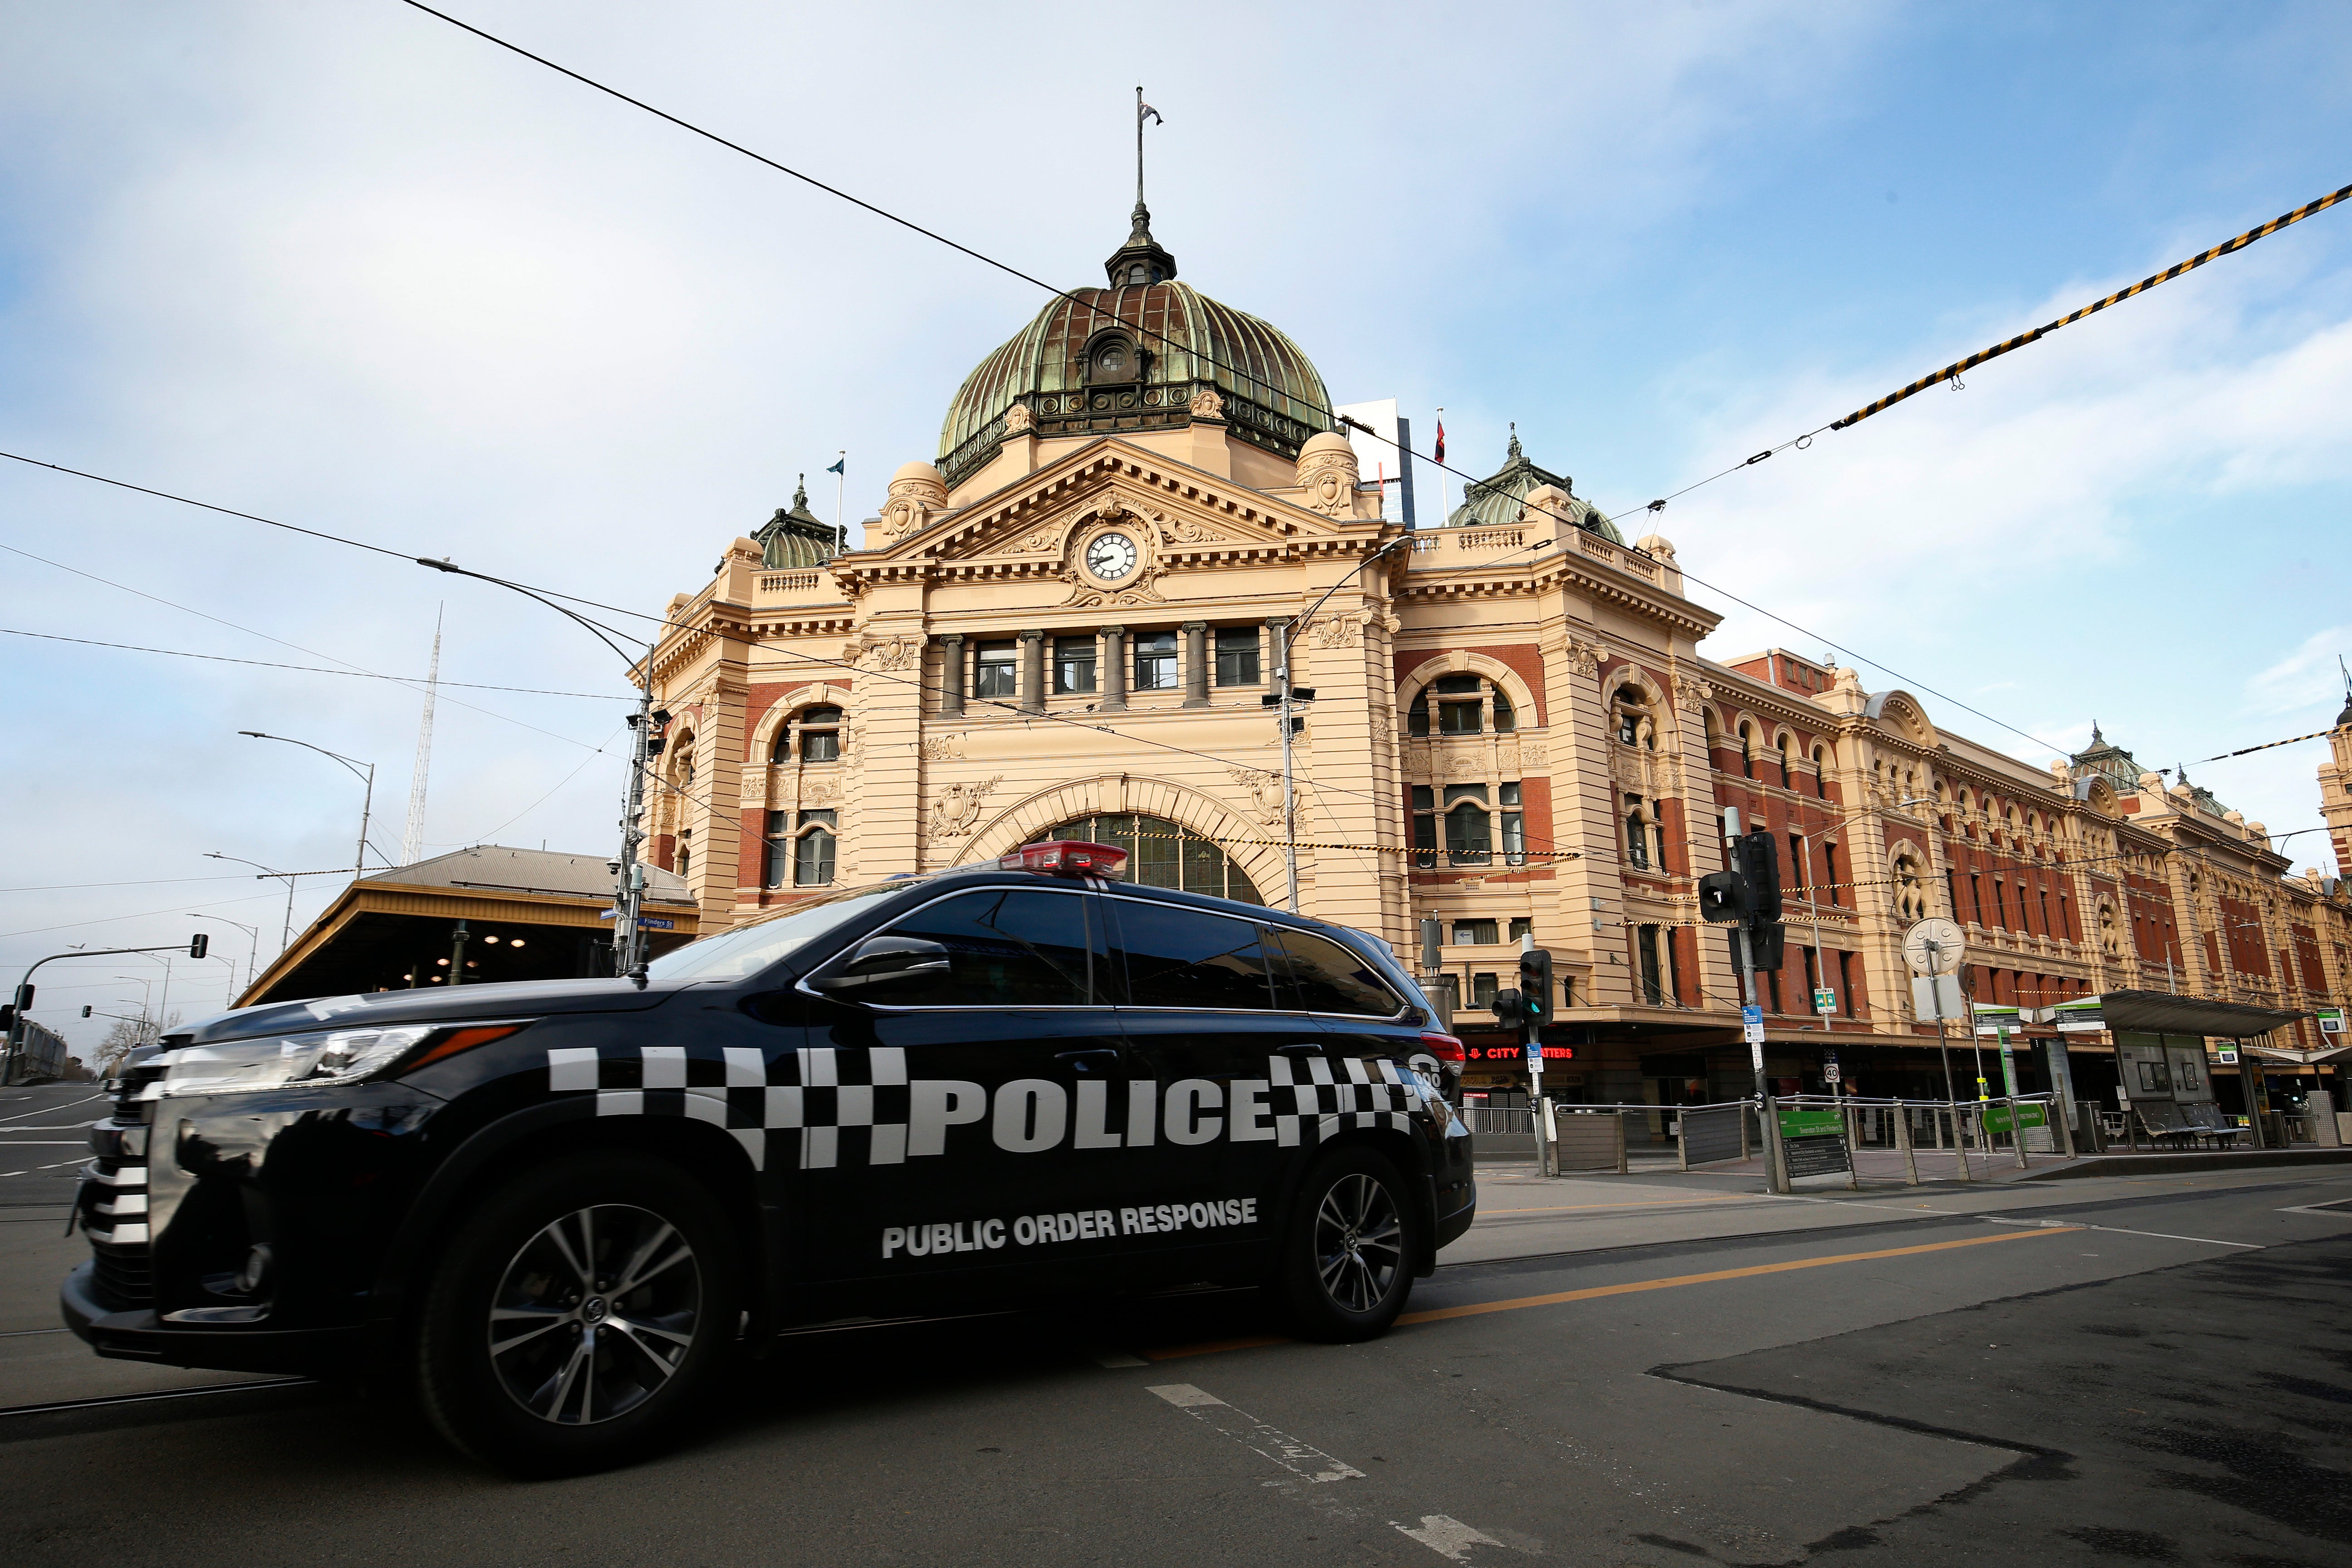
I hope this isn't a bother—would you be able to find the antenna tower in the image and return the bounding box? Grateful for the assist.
[400,605,443,867]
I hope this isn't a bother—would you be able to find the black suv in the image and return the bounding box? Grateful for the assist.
[64,841,1475,1472]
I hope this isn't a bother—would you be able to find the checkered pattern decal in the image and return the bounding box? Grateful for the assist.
[1266,1053,1426,1143]
[547,1045,907,1173]
[545,1046,1431,1169]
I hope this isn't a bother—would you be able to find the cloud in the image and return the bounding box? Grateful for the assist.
[2246,625,2350,718]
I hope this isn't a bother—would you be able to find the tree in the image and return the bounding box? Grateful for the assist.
[94,1011,178,1078]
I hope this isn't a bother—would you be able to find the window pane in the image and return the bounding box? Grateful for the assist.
[1446,806,1491,864]
[1214,627,1260,685]
[1508,917,1533,941]
[799,808,837,828]
[764,837,788,887]
[1053,638,1097,693]
[1269,927,1400,1016]
[1434,674,1481,694]
[1132,813,1181,888]
[852,889,1092,1006]
[800,731,839,762]
[1444,784,1489,807]
[795,829,836,887]
[1499,782,1521,806]
[975,643,1018,698]
[1111,902,1278,1011]
[1491,689,1516,732]
[1472,972,1498,1008]
[1408,692,1430,736]
[1438,701,1482,735]
[1411,785,1435,811]
[1134,632,1179,690]
[802,706,842,724]
[1502,812,1524,864]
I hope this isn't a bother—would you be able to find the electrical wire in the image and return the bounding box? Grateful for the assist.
[0,627,629,699]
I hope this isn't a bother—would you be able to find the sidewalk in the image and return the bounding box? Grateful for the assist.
[1480,1142,2352,1186]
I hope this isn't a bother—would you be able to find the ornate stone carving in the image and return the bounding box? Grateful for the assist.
[1002,401,1034,436]
[1189,387,1225,420]
[1519,735,1547,769]
[1019,529,1056,552]
[878,464,949,542]
[1563,638,1605,679]
[1404,740,1432,774]
[1159,513,1218,545]
[1228,766,1286,826]
[1369,701,1394,751]
[800,777,841,805]
[1304,612,1361,650]
[1293,431,1360,517]
[1671,672,1714,714]
[925,775,1004,843]
[859,635,921,672]
[919,734,965,761]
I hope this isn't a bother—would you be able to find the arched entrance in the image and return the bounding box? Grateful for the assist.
[1033,813,1264,904]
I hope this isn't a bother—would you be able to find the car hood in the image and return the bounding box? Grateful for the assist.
[176,976,703,1044]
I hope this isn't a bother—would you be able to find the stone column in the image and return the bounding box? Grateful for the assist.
[937,634,965,717]
[1100,627,1128,711]
[1018,629,1045,715]
[1181,621,1210,708]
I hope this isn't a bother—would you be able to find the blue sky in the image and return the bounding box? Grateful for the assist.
[3,2,2348,1050]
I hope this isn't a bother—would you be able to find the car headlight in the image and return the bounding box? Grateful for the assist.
[160,1023,522,1097]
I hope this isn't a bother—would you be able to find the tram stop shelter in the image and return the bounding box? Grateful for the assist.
[235,846,701,1008]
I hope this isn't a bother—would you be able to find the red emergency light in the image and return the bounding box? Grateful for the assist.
[999,840,1130,878]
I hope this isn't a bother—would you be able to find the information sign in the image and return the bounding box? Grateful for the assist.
[1813,987,1836,1014]
[2321,1007,2345,1035]
[1777,1107,1843,1139]
[1781,1134,1851,1178]
[1741,1004,1765,1044]
[1981,1102,2048,1135]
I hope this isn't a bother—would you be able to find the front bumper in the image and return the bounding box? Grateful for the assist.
[61,1261,369,1375]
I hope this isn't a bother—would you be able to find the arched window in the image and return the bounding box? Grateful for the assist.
[1625,795,1649,869]
[1441,784,1493,866]
[1811,745,1828,798]
[764,809,837,887]
[1034,814,1262,902]
[676,827,692,881]
[1776,734,1793,788]
[1613,685,1652,747]
[1416,673,1515,737]
[1738,722,1755,779]
[775,706,841,764]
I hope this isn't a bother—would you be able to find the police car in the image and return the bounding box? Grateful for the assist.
[63,840,1475,1473]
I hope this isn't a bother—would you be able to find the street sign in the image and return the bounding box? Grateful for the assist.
[1741,1004,1765,1044]
[1982,1102,2048,1135]
[2054,996,2106,1032]
[2321,1007,2344,1035]
[1911,972,1968,1021]
[1813,986,1836,1014]
[1902,917,1965,976]
[1823,1062,1841,1084]
[598,911,677,931]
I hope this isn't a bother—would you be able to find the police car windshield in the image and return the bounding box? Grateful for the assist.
[644,882,906,982]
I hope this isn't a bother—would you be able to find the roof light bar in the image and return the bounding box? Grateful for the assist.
[1000,840,1129,878]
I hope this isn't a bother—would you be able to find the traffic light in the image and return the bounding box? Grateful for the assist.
[82,1005,93,1019]
[1696,870,1746,922]
[1738,831,1783,922]
[1749,921,1787,972]
[1518,948,1552,1027]
[190,933,210,960]
[12,984,31,1013]
[1491,988,1527,1028]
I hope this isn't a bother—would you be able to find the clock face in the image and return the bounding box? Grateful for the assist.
[1086,532,1138,581]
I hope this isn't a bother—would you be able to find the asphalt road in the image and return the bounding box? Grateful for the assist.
[4,1088,2348,1566]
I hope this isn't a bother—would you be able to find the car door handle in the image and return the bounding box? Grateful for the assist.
[1278,1043,1325,1056]
[1055,1049,1122,1075]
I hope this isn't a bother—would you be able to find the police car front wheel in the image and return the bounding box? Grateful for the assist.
[1274,1146,1418,1341]
[415,1152,740,1474]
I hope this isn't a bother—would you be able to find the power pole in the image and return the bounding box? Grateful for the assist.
[613,664,659,979]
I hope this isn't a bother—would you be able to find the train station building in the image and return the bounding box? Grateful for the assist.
[632,199,2352,1125]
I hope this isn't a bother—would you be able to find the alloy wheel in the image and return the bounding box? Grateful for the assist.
[486,1203,701,1426]
[1312,1172,1402,1314]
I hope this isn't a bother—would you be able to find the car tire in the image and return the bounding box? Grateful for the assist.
[1272,1145,1419,1342]
[414,1151,740,1476]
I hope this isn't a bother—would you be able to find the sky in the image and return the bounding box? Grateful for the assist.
[3,1,2348,1053]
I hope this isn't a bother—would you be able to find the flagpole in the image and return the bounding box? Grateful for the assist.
[834,450,846,554]
[1434,406,1447,525]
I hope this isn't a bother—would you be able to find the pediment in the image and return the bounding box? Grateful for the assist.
[858,437,1371,572]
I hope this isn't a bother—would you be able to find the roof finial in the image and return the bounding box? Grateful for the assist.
[1105,93,1177,286]
[793,472,808,510]
[1507,422,1523,461]
[2090,719,2103,745]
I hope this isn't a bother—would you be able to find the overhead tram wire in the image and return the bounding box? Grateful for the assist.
[0,627,628,700]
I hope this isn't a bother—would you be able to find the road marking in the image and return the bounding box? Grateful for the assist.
[1146,1383,1364,1483]
[1475,1196,1758,1218]
[0,1094,102,1123]
[1394,1515,1509,1562]
[1976,1215,2264,1248]
[0,1142,92,1146]
[1396,1226,2080,1325]
[0,1158,88,1177]
[2275,1200,2352,1218]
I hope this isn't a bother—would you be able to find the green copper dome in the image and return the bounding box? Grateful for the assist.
[752,476,839,569]
[937,206,1331,486]
[1445,427,1622,543]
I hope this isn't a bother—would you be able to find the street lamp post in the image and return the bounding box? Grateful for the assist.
[206,853,304,951]
[186,914,261,998]
[1270,533,1409,913]
[238,731,377,878]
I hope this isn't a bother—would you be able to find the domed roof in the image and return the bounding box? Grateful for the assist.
[1445,426,1622,544]
[937,205,1332,486]
[751,476,839,569]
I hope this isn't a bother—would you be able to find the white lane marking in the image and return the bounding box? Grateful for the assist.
[0,1093,102,1123]
[1394,1515,1509,1562]
[2276,1200,2352,1217]
[0,1142,93,1146]
[1147,1383,1365,1482]
[1090,1349,1149,1368]
[0,1123,100,1131]
[1978,1215,2262,1249]
[0,1157,87,1177]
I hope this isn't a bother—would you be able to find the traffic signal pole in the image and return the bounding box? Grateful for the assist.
[3,935,210,1085]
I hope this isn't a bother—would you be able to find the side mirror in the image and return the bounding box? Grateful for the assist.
[809,935,952,995]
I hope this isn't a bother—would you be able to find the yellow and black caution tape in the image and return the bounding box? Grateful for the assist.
[1833,179,2352,430]
[2197,728,2337,763]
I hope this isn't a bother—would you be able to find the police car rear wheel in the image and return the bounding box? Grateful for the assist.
[1275,1146,1416,1341]
[416,1152,739,1475]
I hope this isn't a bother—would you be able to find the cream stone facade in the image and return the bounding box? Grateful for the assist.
[639,209,2352,1117]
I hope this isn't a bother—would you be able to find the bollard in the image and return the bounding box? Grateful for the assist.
[1896,1102,1920,1186]
[1613,1110,1629,1176]
[1844,1101,1859,1191]
[1676,1109,1690,1173]
[2056,1095,2077,1160]
[1951,1102,1974,1183]
[2012,1100,2030,1171]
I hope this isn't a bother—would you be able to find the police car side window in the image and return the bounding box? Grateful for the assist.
[1111,902,1279,1011]
[857,889,1094,1007]
[1267,926,1403,1017]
